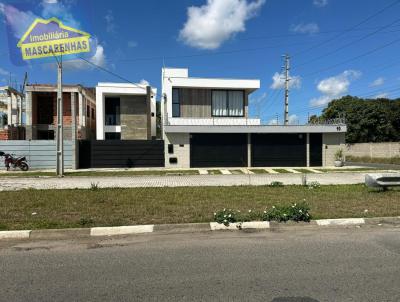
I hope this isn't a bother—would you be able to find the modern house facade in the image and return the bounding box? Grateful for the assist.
[162,67,346,168]
[96,83,156,140]
[25,84,96,140]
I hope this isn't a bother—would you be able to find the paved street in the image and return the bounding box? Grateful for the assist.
[0,172,371,191]
[1,226,399,301]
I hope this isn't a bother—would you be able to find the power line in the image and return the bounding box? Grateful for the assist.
[293,17,400,69]
[292,0,400,57]
[78,56,148,92]
[301,36,400,78]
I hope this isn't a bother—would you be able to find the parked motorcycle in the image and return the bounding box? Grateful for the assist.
[0,151,29,171]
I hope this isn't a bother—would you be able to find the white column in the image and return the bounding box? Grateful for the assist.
[306,133,310,167]
[96,89,104,140]
[78,93,83,127]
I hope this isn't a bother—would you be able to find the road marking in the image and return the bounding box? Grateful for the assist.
[0,230,31,239]
[286,169,301,174]
[307,168,323,173]
[90,225,154,236]
[316,218,365,226]
[220,169,232,175]
[265,169,278,174]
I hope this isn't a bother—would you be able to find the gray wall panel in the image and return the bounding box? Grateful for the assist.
[0,140,74,169]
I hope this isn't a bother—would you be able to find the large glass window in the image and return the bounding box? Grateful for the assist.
[172,88,180,117]
[105,97,120,125]
[212,90,244,117]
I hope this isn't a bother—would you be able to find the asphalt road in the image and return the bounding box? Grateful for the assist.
[1,227,399,302]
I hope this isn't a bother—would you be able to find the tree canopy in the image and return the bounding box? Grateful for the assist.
[316,96,400,143]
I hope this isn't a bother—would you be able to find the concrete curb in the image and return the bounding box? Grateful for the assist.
[90,225,154,237]
[1,217,399,241]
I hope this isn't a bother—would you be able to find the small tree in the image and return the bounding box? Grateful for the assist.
[334,148,344,161]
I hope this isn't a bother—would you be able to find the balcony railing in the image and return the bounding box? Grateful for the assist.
[166,117,346,126]
[166,117,261,126]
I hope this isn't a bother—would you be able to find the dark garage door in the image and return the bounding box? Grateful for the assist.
[251,133,306,167]
[310,133,323,167]
[190,133,247,167]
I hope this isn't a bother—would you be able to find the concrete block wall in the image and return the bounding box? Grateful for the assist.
[164,133,190,168]
[322,132,346,166]
[345,142,400,158]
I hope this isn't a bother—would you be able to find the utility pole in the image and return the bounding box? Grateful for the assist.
[56,55,64,177]
[283,54,290,125]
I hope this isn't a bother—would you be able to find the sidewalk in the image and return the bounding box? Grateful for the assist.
[0,172,371,191]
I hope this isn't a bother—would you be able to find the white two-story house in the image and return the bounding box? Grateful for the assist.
[161,67,346,169]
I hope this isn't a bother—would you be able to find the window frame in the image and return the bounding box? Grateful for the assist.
[211,89,245,117]
[172,88,180,118]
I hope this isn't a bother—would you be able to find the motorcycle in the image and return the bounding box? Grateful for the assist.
[0,151,29,171]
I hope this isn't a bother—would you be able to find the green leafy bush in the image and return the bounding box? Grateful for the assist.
[308,181,321,189]
[262,203,311,222]
[270,181,284,187]
[214,208,240,226]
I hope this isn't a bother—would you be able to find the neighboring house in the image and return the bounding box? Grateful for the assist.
[0,86,24,127]
[95,82,156,140]
[0,86,25,140]
[25,84,96,140]
[161,67,346,168]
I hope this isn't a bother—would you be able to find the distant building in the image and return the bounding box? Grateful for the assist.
[25,84,96,140]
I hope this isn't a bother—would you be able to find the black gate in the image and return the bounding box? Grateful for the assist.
[79,140,164,168]
[190,133,247,167]
[309,133,323,167]
[251,133,307,167]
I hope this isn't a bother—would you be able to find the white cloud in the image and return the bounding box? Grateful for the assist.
[374,93,389,99]
[249,92,267,105]
[288,114,299,125]
[105,10,116,33]
[0,67,8,76]
[313,0,328,7]
[268,118,278,125]
[42,0,58,4]
[369,77,384,87]
[310,70,361,107]
[179,0,265,49]
[270,72,301,90]
[139,79,150,86]
[290,22,319,35]
[267,114,297,125]
[127,41,138,48]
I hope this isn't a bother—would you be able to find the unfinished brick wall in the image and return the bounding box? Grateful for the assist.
[52,93,72,126]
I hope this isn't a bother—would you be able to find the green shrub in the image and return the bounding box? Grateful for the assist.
[214,208,240,226]
[308,181,321,189]
[270,181,284,187]
[262,203,311,222]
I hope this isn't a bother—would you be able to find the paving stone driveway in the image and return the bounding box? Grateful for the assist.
[0,173,369,191]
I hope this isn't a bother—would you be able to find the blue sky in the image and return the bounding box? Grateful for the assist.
[1,0,400,124]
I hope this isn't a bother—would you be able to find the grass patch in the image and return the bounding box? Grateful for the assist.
[273,169,291,173]
[294,168,315,173]
[0,185,399,230]
[0,170,200,178]
[207,170,222,175]
[347,155,400,165]
[249,169,268,174]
